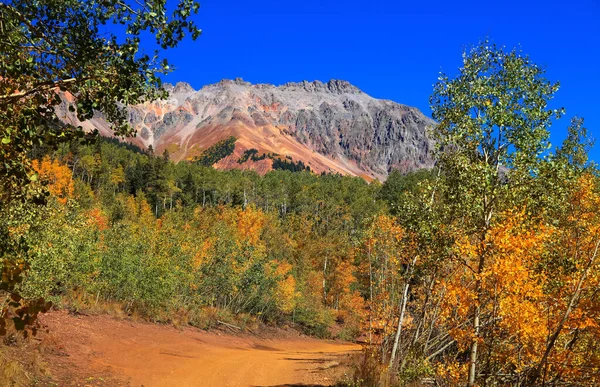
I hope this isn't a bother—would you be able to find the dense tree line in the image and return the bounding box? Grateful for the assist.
[193,136,237,167]
[236,149,311,172]
[20,138,420,339]
[49,137,383,220]
[272,157,311,172]
[238,148,266,163]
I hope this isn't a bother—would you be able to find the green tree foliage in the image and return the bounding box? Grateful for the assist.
[238,148,265,163]
[0,0,200,335]
[272,157,311,172]
[194,136,237,167]
[429,41,563,385]
[0,0,201,198]
[379,169,435,215]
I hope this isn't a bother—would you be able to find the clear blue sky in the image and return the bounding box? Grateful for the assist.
[159,0,600,161]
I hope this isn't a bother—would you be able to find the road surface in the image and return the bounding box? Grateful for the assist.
[39,311,360,386]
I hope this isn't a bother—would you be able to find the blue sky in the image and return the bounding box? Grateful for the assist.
[159,0,600,160]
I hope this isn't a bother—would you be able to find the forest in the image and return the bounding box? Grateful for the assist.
[8,107,600,385]
[1,1,600,386]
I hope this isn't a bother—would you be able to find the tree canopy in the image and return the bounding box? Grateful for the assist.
[0,0,200,335]
[0,0,201,200]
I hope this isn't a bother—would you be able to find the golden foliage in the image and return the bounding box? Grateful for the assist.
[31,156,74,204]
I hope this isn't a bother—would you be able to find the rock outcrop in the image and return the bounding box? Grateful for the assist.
[61,79,436,181]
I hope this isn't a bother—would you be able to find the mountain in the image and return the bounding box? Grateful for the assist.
[60,78,435,181]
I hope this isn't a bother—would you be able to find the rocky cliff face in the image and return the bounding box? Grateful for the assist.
[62,78,435,181]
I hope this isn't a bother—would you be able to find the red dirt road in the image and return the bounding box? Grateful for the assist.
[38,311,360,386]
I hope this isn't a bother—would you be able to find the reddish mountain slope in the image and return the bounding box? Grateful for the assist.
[59,79,435,180]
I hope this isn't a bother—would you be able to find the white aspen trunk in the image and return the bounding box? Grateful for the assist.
[389,255,418,368]
[389,281,410,368]
[468,304,480,386]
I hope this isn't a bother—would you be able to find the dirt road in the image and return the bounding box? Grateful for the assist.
[38,311,360,386]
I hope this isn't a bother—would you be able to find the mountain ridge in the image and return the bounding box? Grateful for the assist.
[60,78,435,181]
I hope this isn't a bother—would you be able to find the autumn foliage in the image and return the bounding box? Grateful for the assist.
[32,156,74,204]
[19,147,375,340]
[14,122,600,386]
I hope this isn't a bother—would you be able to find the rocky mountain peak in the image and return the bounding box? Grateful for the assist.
[162,81,195,93]
[173,82,195,93]
[216,78,252,87]
[279,79,362,94]
[75,78,435,181]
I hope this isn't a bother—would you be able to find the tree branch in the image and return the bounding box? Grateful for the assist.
[528,237,600,385]
[0,77,85,104]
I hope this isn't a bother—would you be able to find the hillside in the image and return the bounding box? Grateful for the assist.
[58,79,435,180]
